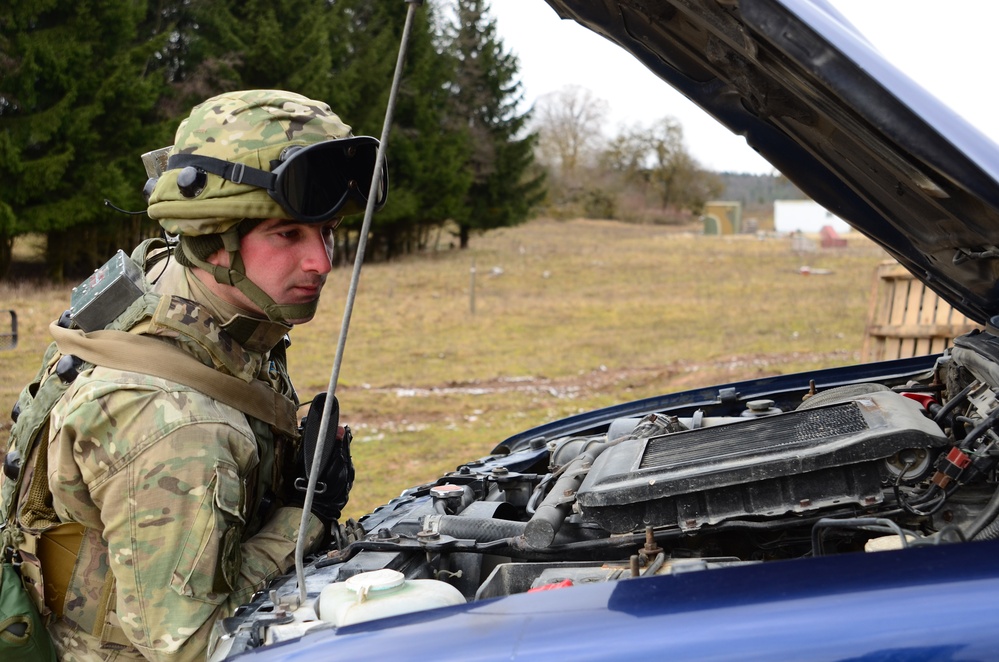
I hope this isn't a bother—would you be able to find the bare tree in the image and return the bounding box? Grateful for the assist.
[600,124,650,181]
[599,116,723,218]
[647,116,688,209]
[533,85,609,182]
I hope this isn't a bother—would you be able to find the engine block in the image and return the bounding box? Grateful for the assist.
[576,391,949,532]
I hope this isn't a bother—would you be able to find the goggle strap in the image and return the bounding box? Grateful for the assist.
[180,240,235,287]
[180,237,318,323]
[168,154,275,190]
[222,229,244,287]
[225,271,318,323]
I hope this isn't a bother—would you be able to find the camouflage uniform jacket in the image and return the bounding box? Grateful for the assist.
[46,259,324,661]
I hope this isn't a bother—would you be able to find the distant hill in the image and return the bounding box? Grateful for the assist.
[716,172,807,213]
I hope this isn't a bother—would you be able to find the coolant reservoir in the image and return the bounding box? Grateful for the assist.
[318,569,465,627]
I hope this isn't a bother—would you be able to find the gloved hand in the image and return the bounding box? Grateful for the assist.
[287,392,354,524]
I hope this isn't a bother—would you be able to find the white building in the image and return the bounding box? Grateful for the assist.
[774,199,851,234]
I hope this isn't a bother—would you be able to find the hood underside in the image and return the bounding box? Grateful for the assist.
[542,0,999,324]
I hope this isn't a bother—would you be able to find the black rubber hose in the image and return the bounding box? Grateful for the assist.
[427,451,602,548]
[966,486,999,540]
[973,517,999,541]
[959,407,999,450]
[933,381,976,425]
[523,452,595,549]
[431,515,527,542]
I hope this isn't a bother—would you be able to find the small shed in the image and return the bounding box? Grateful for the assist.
[774,200,850,234]
[819,225,848,248]
[702,201,742,235]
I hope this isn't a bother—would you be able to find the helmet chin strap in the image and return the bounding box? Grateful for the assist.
[180,229,319,324]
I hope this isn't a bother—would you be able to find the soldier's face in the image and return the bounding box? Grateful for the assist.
[207,217,337,324]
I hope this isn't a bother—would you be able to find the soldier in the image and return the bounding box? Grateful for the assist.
[3,89,383,661]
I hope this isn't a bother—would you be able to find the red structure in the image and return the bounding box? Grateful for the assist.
[819,225,847,248]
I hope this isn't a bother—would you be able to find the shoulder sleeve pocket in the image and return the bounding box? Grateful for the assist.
[170,461,246,604]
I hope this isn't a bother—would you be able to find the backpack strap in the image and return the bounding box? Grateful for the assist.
[2,343,67,540]
[48,320,299,438]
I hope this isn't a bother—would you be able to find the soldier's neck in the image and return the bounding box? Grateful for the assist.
[153,260,291,351]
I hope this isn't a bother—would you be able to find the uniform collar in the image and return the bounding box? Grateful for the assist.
[153,259,291,353]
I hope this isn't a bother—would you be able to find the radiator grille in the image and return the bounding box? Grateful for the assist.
[640,403,869,469]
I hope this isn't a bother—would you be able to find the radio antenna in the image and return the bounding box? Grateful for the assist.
[292,0,424,607]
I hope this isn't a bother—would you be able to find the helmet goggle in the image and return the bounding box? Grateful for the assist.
[167,136,388,222]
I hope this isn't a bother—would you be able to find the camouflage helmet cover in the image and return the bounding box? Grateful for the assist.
[148,90,352,236]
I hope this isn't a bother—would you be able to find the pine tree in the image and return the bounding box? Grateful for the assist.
[221,0,334,100]
[445,0,544,248]
[325,0,472,259]
[0,0,534,275]
[0,0,169,279]
[201,0,474,260]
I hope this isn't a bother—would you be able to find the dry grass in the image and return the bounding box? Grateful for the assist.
[0,219,890,519]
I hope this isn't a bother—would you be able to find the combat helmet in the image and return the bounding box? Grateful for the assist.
[146,89,387,323]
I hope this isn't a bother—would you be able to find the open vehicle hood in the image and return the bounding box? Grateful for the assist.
[543,0,999,324]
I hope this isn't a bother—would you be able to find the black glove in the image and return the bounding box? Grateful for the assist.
[288,392,354,524]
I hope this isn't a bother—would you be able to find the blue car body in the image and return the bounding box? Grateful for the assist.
[247,537,999,661]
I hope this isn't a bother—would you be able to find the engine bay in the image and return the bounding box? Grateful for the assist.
[210,330,999,658]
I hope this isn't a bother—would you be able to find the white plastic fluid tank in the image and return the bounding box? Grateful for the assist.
[317,569,466,627]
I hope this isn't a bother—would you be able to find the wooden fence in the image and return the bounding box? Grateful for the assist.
[862,262,980,362]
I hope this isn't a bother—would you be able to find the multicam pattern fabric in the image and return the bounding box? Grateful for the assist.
[43,260,324,662]
[149,295,260,380]
[148,90,353,236]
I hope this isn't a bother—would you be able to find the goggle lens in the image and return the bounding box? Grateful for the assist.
[275,137,387,221]
[164,136,388,224]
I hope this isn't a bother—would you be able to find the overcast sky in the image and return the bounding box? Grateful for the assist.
[489,0,999,174]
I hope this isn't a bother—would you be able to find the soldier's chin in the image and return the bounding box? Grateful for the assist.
[286,312,317,325]
[284,298,321,325]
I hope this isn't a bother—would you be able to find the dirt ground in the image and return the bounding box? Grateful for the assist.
[343,348,857,428]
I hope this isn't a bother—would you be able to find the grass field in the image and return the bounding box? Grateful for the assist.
[0,218,890,520]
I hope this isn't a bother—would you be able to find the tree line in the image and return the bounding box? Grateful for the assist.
[531,85,725,224]
[0,0,544,281]
[1,0,751,283]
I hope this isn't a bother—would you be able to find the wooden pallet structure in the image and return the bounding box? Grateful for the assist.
[862,262,981,362]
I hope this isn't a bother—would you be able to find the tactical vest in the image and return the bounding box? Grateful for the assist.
[0,239,301,649]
